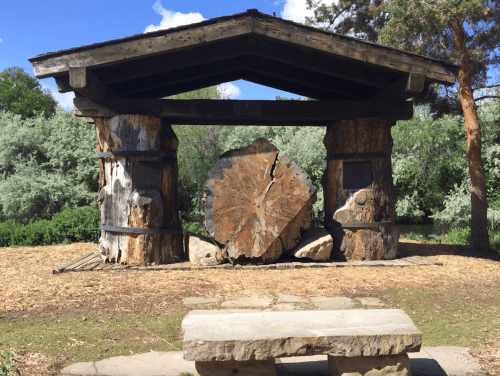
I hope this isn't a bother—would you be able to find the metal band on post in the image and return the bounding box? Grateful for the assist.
[100,225,183,234]
[97,151,177,159]
[326,152,390,160]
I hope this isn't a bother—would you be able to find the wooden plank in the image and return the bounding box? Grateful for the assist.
[82,261,101,271]
[29,12,456,85]
[102,264,115,271]
[53,252,94,274]
[69,67,111,102]
[372,73,426,102]
[72,254,101,270]
[74,97,413,124]
[93,262,108,271]
[250,18,457,85]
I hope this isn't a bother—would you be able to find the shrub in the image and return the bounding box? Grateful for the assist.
[0,205,99,247]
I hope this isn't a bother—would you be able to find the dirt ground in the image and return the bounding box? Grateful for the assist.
[1,239,499,376]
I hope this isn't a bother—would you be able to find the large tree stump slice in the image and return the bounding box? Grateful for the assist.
[95,115,183,266]
[203,138,316,264]
[323,118,400,261]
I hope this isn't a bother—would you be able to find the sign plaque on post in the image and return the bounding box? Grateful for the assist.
[343,161,372,190]
[132,161,161,190]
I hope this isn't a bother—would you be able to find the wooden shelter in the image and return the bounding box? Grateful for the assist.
[28,9,458,263]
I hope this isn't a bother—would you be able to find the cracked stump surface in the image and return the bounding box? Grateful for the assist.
[202,138,316,264]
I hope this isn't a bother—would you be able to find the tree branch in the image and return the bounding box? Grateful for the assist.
[473,83,500,91]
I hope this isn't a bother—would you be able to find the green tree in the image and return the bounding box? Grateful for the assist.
[0,109,98,224]
[306,0,500,252]
[0,66,57,119]
[165,86,234,218]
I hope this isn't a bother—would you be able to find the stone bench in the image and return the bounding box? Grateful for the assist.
[182,309,422,376]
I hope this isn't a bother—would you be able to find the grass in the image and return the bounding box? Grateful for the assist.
[0,306,188,368]
[0,346,21,376]
[399,224,500,250]
[384,289,500,347]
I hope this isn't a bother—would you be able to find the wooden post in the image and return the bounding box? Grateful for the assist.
[323,118,400,261]
[94,114,183,266]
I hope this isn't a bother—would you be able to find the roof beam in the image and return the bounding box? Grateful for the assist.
[73,97,413,124]
[371,72,426,102]
[69,67,112,102]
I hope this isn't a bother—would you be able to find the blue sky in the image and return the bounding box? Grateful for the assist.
[0,0,317,110]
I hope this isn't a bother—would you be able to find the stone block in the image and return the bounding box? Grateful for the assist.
[182,309,422,361]
[195,358,276,376]
[328,354,411,376]
[287,227,333,261]
[185,232,225,266]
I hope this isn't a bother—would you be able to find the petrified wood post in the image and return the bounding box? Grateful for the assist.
[323,118,400,261]
[95,115,183,266]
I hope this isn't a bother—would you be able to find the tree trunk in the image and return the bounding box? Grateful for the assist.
[452,19,490,252]
[203,138,316,264]
[95,115,184,266]
[323,118,400,261]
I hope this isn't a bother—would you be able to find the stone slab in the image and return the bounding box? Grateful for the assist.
[411,346,488,376]
[221,296,273,308]
[356,297,385,307]
[274,302,311,311]
[182,309,422,361]
[59,348,486,376]
[183,297,221,306]
[276,293,308,303]
[310,296,356,309]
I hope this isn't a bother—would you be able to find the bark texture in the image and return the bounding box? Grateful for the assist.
[323,118,399,260]
[203,138,316,264]
[453,19,490,252]
[95,115,183,266]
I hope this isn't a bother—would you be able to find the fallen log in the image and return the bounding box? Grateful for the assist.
[202,138,316,264]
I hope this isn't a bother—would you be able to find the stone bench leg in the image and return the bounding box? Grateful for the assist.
[195,358,276,376]
[328,353,411,376]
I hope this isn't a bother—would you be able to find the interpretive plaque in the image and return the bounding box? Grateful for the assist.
[132,161,161,190]
[343,161,372,190]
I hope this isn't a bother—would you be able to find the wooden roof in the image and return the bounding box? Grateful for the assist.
[28,9,458,124]
[29,9,457,99]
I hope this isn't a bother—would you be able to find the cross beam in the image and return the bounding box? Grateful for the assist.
[74,97,413,125]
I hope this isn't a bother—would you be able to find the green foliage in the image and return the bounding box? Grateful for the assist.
[0,66,57,119]
[392,107,467,222]
[0,205,99,247]
[164,86,235,218]
[182,220,206,235]
[392,101,500,228]
[0,109,98,224]
[444,227,471,245]
[0,346,21,376]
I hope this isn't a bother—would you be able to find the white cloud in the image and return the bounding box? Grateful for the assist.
[217,82,241,99]
[280,0,315,24]
[0,38,2,43]
[41,83,75,111]
[144,1,205,33]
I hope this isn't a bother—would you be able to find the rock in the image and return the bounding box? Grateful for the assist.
[328,354,411,376]
[287,227,333,261]
[185,232,225,266]
[202,138,316,264]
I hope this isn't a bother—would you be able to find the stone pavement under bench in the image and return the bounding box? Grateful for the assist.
[60,295,488,376]
[60,347,488,376]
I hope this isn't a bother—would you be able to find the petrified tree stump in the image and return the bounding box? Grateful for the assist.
[203,138,316,264]
[95,114,183,266]
[323,118,400,261]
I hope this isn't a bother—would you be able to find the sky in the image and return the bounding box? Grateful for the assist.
[0,0,318,111]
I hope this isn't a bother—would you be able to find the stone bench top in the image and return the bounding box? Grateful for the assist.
[182,309,422,362]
